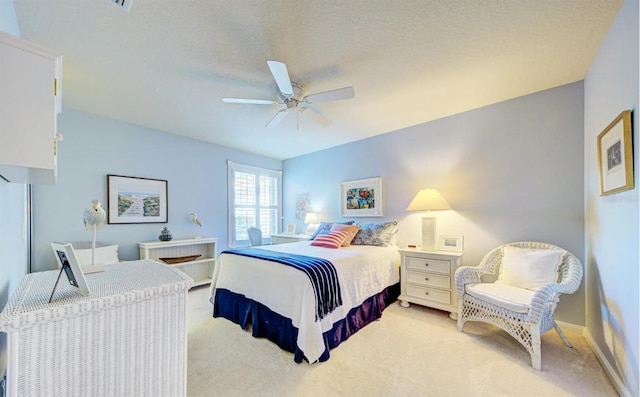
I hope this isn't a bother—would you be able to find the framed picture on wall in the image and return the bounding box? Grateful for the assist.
[340,177,383,217]
[597,110,634,196]
[107,174,168,224]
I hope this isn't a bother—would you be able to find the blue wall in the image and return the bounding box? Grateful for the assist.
[31,109,281,271]
[283,82,585,325]
[0,0,24,377]
[584,0,639,394]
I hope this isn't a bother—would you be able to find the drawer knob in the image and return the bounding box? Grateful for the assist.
[424,263,429,267]
[425,277,429,281]
[424,291,430,295]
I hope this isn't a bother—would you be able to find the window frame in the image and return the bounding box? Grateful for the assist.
[227,161,282,247]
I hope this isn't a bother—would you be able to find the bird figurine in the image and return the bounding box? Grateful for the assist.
[83,200,106,267]
[190,212,202,239]
[83,200,106,231]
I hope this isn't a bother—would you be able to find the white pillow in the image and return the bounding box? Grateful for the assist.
[74,244,119,265]
[496,246,564,291]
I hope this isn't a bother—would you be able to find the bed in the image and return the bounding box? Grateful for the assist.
[209,238,400,363]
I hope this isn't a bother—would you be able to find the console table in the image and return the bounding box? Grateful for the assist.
[0,260,193,397]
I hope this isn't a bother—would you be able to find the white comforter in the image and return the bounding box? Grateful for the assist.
[209,241,400,363]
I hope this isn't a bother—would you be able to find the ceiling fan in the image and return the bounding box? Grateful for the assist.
[222,61,355,129]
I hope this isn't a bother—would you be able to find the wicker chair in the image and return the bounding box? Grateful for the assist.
[247,227,263,246]
[455,241,583,370]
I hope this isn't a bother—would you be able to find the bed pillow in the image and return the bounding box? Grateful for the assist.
[310,231,349,249]
[496,246,564,291]
[73,243,120,265]
[310,221,355,240]
[329,223,360,247]
[351,221,398,247]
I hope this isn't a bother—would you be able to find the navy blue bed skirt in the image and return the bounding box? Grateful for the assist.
[212,283,400,363]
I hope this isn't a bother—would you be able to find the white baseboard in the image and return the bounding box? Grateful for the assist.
[556,320,584,336]
[583,327,631,397]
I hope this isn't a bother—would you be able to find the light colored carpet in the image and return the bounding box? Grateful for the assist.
[187,286,616,397]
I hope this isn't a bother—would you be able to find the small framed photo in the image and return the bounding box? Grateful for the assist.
[340,177,383,217]
[107,174,168,224]
[286,223,296,234]
[439,234,463,252]
[50,243,90,302]
[597,110,634,196]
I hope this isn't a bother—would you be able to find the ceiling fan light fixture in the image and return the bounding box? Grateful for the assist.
[223,61,355,129]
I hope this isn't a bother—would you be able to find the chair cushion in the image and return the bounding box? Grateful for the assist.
[497,246,564,291]
[466,282,534,313]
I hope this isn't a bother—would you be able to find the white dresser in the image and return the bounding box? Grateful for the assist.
[139,237,217,287]
[0,261,193,397]
[398,248,463,319]
[270,233,310,244]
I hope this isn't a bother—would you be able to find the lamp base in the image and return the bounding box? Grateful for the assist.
[306,223,317,236]
[420,217,437,251]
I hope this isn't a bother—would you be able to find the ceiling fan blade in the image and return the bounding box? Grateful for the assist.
[303,86,355,103]
[266,109,289,128]
[267,61,293,96]
[300,104,332,127]
[222,98,279,105]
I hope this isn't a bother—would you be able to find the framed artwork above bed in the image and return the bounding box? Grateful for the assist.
[340,177,383,217]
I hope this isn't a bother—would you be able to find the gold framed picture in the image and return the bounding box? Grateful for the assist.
[597,110,634,196]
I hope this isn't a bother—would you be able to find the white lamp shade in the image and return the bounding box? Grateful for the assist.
[406,189,451,211]
[407,189,450,251]
[304,212,318,223]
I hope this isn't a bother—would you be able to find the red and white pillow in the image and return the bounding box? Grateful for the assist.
[329,223,360,247]
[310,230,350,249]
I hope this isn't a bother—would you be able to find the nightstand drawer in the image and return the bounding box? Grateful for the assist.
[405,256,450,274]
[406,270,450,289]
[406,284,451,305]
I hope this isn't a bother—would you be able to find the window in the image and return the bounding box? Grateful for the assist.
[227,161,282,247]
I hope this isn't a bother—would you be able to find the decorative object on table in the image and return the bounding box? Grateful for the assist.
[406,188,451,251]
[296,193,311,220]
[159,254,202,264]
[286,223,296,234]
[107,174,168,224]
[190,212,202,239]
[439,234,464,252]
[597,109,634,196]
[159,226,173,241]
[304,212,318,235]
[340,177,383,217]
[49,243,90,303]
[82,199,107,273]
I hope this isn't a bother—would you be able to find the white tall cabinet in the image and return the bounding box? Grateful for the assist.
[0,31,62,185]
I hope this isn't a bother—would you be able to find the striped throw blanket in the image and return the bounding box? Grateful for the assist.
[221,248,342,320]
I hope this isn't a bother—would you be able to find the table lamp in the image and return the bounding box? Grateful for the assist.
[304,212,318,235]
[406,189,451,251]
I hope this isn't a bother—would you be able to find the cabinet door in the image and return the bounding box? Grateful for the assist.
[0,32,61,184]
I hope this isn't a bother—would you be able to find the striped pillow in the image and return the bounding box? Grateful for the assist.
[310,230,349,249]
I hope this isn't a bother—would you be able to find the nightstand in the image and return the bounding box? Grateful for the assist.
[398,248,463,320]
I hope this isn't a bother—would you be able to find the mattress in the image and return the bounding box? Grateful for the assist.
[209,241,400,363]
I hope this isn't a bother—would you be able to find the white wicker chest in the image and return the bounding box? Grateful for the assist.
[0,260,193,397]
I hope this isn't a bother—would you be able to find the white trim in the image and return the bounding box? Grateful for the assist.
[556,320,584,336]
[583,327,631,397]
[227,161,282,248]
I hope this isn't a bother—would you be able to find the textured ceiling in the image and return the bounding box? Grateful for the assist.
[13,0,623,160]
